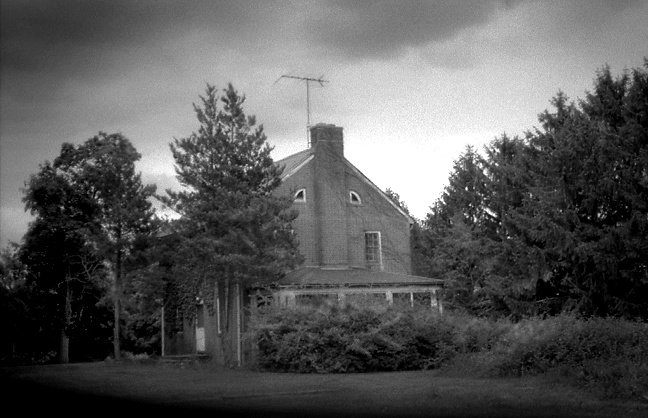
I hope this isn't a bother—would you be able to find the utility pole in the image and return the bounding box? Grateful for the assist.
[275,75,328,146]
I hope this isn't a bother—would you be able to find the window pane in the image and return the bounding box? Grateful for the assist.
[393,293,412,307]
[344,293,388,306]
[365,232,380,263]
[294,189,306,201]
[413,292,432,307]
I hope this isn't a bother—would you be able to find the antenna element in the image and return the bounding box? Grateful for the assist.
[275,75,329,146]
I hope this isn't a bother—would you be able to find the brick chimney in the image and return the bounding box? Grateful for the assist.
[310,123,343,156]
[310,123,349,268]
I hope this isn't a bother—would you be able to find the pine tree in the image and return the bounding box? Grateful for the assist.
[165,84,301,365]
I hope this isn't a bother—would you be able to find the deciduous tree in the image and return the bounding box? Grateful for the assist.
[22,133,157,360]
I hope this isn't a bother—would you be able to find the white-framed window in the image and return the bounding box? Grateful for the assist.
[294,188,306,202]
[350,190,361,204]
[364,231,382,265]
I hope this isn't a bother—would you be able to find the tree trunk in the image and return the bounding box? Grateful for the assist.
[213,281,226,366]
[214,279,241,367]
[113,297,120,360]
[59,275,72,364]
[216,280,231,367]
[105,256,121,360]
[114,246,123,360]
[59,330,69,364]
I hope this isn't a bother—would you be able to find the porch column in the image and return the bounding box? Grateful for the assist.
[385,290,393,304]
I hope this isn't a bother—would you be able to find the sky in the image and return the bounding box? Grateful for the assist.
[1,0,647,248]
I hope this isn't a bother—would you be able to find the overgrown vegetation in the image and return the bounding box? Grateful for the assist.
[248,301,648,400]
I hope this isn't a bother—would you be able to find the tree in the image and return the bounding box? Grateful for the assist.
[421,147,507,315]
[22,133,157,360]
[506,62,648,318]
[21,159,105,362]
[165,83,301,366]
[0,245,33,363]
[385,188,411,216]
[423,60,648,319]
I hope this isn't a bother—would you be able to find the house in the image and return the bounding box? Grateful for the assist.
[250,123,444,309]
[163,123,443,364]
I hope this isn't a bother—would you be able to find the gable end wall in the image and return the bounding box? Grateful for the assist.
[275,135,411,274]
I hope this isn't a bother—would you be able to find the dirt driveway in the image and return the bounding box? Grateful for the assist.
[3,361,647,417]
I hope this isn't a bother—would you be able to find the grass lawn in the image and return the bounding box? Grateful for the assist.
[3,360,647,418]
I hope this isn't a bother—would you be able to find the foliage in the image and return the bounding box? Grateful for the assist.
[423,60,648,319]
[385,187,411,216]
[162,83,302,364]
[492,315,648,400]
[249,300,454,373]
[384,187,432,278]
[422,147,510,315]
[0,245,38,364]
[20,132,157,361]
[250,300,648,400]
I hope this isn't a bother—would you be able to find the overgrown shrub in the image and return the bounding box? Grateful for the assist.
[493,315,648,399]
[249,300,456,373]
[248,302,648,400]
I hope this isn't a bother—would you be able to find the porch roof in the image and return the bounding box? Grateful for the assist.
[264,267,444,289]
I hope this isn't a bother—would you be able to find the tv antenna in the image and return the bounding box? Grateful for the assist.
[275,74,329,146]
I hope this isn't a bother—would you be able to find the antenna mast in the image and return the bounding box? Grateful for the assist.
[276,75,328,146]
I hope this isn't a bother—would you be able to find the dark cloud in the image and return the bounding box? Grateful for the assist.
[0,0,519,84]
[0,0,287,89]
[305,0,516,60]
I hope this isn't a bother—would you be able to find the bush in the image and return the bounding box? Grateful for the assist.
[249,302,648,400]
[493,315,648,399]
[249,301,455,373]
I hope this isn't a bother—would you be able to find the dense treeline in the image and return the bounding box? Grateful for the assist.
[417,61,648,319]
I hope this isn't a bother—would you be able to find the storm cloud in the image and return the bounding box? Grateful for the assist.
[1,0,646,246]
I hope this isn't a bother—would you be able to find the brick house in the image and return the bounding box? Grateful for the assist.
[163,123,443,363]
[251,123,444,309]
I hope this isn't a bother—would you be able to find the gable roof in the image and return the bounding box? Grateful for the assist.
[276,148,314,180]
[267,267,443,288]
[275,147,413,223]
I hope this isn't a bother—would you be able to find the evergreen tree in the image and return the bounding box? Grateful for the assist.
[165,84,301,365]
[510,63,648,317]
[422,147,503,314]
[423,61,648,319]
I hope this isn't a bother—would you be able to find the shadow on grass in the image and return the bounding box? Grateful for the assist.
[3,361,647,418]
